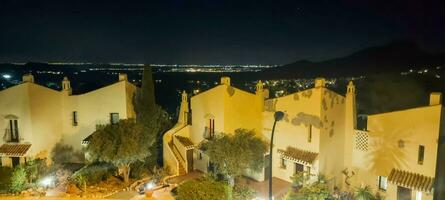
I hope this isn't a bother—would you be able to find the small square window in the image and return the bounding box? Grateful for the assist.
[378,176,387,191]
[110,113,119,124]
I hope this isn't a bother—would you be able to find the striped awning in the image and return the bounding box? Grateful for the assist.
[0,143,31,157]
[388,168,434,192]
[175,135,194,149]
[277,147,318,165]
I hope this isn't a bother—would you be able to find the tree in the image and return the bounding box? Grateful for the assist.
[203,129,268,181]
[133,66,172,166]
[354,186,377,200]
[84,119,155,183]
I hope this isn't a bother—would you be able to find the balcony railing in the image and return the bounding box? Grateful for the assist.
[3,129,21,143]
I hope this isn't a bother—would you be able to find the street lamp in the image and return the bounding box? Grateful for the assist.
[269,111,284,200]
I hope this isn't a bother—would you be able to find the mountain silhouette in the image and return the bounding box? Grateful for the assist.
[264,41,445,78]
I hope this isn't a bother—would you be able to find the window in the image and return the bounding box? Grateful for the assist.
[8,119,19,142]
[308,125,312,142]
[418,145,425,165]
[378,176,387,191]
[110,113,119,124]
[72,111,78,126]
[198,152,203,160]
[306,166,311,175]
[280,158,286,169]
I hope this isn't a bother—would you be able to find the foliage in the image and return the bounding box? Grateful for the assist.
[133,66,173,167]
[291,171,309,188]
[0,166,13,192]
[84,119,153,183]
[25,158,48,183]
[356,74,428,114]
[51,142,84,164]
[286,175,331,200]
[150,165,167,184]
[129,160,148,179]
[10,166,27,193]
[232,184,256,200]
[73,175,87,191]
[354,186,377,200]
[72,162,116,185]
[203,129,268,178]
[177,176,232,200]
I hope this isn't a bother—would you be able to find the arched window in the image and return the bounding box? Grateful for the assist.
[4,115,19,142]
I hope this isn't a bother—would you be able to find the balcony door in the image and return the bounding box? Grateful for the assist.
[9,119,19,142]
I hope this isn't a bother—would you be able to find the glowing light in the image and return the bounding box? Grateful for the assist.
[39,176,54,187]
[145,181,155,190]
[2,74,11,79]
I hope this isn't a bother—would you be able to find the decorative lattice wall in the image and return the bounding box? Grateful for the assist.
[355,130,369,151]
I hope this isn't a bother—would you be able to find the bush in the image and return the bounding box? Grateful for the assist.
[177,177,232,200]
[0,166,13,192]
[10,166,27,193]
[72,162,116,185]
[233,184,255,200]
[25,158,48,183]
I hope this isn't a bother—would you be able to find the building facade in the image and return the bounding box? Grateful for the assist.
[163,76,442,200]
[0,74,136,167]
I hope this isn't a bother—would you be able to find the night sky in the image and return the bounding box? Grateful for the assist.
[0,0,444,64]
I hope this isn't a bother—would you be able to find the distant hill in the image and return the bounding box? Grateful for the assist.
[263,41,445,78]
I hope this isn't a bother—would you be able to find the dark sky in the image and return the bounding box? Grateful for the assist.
[0,0,444,64]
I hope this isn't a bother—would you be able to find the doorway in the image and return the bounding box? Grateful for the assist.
[397,186,412,200]
[11,157,20,167]
[186,149,193,172]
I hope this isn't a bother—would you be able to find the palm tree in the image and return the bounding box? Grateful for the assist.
[354,185,376,200]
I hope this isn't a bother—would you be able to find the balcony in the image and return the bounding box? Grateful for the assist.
[3,129,21,143]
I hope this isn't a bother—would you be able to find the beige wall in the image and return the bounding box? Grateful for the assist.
[61,81,135,150]
[0,77,136,164]
[352,105,441,199]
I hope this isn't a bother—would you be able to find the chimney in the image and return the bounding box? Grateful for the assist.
[430,92,442,106]
[314,77,326,88]
[119,73,128,81]
[22,74,34,83]
[220,77,231,86]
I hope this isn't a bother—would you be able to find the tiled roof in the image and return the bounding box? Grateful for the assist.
[388,168,434,192]
[277,147,318,165]
[175,135,194,149]
[0,143,31,157]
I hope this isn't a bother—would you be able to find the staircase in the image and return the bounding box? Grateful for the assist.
[168,141,186,175]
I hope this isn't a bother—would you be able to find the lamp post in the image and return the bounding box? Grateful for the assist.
[269,111,284,200]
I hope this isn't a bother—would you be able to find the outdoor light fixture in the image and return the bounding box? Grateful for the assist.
[269,111,284,200]
[39,176,54,188]
[145,181,155,190]
[1,74,11,79]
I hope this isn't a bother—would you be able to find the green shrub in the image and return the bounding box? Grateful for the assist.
[177,177,232,200]
[72,162,116,185]
[0,166,13,192]
[233,184,256,200]
[10,166,27,193]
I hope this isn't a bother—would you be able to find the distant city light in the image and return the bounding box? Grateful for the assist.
[2,74,11,79]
